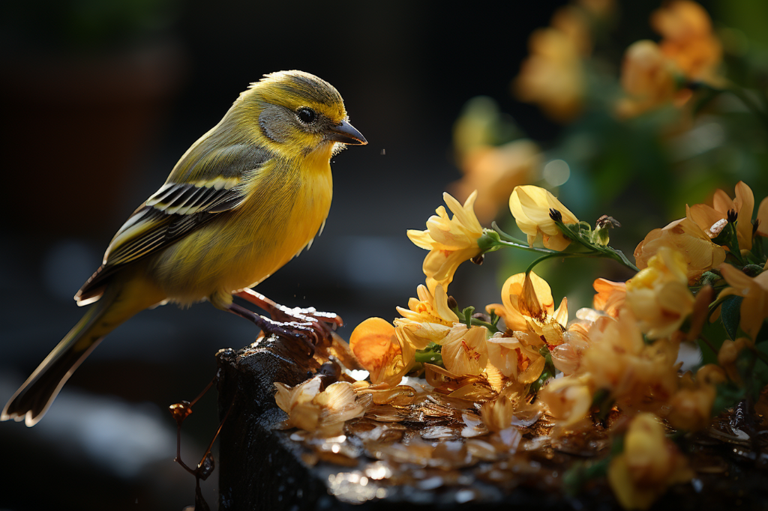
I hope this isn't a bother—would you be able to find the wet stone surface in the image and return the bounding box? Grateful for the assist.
[216,337,768,511]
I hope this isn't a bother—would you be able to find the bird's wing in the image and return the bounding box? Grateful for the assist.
[76,143,273,302]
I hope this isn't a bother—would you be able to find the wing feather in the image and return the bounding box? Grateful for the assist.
[76,143,273,302]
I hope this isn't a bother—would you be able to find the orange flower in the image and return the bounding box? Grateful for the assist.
[349,317,416,386]
[608,413,694,510]
[650,0,722,82]
[718,264,768,340]
[616,40,685,118]
[581,310,679,410]
[593,278,627,317]
[509,185,580,251]
[687,181,755,251]
[513,28,585,123]
[407,191,484,291]
[634,217,726,284]
[626,247,695,339]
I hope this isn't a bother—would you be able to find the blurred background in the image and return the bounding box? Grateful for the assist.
[0,0,766,509]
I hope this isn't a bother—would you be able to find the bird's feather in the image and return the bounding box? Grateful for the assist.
[76,143,274,301]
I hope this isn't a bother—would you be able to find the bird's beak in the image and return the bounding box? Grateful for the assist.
[327,120,367,145]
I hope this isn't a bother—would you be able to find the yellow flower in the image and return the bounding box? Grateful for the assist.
[608,413,694,510]
[451,140,541,224]
[626,247,695,339]
[538,373,594,427]
[718,264,768,340]
[349,317,416,386]
[510,185,580,251]
[438,324,489,376]
[396,282,458,326]
[687,181,755,251]
[634,217,726,284]
[487,271,560,331]
[616,40,685,118]
[486,331,546,383]
[274,377,371,436]
[394,283,457,349]
[513,28,585,123]
[407,191,484,290]
[650,0,722,82]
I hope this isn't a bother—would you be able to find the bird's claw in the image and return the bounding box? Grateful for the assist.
[257,317,321,356]
[234,290,342,348]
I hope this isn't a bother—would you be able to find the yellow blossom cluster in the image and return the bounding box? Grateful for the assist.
[275,178,768,510]
[350,187,581,400]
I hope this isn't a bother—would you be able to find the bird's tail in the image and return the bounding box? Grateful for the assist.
[2,284,144,427]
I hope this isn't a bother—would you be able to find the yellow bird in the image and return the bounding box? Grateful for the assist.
[2,70,367,426]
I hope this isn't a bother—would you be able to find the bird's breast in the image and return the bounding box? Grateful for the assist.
[150,154,333,304]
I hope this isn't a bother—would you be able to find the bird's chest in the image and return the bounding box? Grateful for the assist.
[232,158,333,280]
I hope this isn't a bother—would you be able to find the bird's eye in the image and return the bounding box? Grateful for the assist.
[296,107,317,124]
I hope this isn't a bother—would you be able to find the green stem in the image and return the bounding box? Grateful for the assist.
[415,351,443,365]
[491,222,534,246]
[493,239,561,255]
[469,317,499,333]
[525,252,582,274]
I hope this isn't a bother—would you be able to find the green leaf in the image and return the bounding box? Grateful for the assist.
[720,296,743,340]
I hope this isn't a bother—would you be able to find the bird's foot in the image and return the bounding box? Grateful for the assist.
[227,302,324,356]
[235,289,343,346]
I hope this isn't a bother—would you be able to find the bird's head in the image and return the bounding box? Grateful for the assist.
[237,70,367,158]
